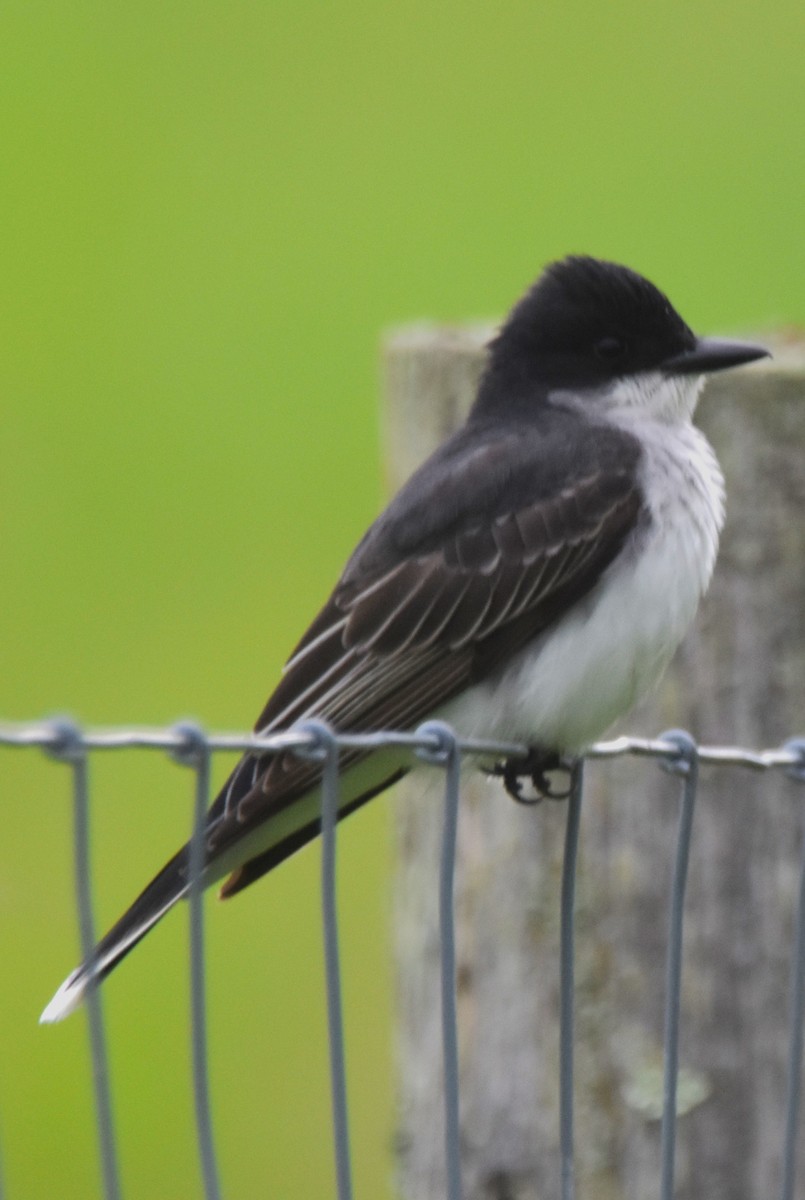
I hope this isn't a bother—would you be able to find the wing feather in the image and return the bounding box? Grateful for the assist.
[209,427,644,865]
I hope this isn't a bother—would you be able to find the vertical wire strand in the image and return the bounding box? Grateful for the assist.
[559,761,584,1200]
[72,748,123,1200]
[437,736,464,1200]
[185,733,223,1200]
[779,812,805,1200]
[413,721,464,1200]
[319,733,354,1200]
[659,733,698,1200]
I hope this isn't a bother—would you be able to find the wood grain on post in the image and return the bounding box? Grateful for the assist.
[383,326,805,1200]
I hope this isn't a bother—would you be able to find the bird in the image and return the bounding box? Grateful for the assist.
[41,255,768,1023]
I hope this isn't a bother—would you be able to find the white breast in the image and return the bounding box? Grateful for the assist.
[444,415,725,753]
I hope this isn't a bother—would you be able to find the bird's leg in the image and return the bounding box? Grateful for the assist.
[485,747,575,805]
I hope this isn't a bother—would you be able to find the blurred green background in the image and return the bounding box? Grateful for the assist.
[0,1,802,1196]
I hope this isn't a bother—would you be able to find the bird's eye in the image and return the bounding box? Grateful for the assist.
[594,336,626,362]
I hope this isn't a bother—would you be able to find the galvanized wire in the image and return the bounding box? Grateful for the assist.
[657,731,699,1200]
[559,761,584,1200]
[3,720,804,771]
[295,721,354,1200]
[417,722,464,1200]
[171,724,222,1200]
[780,826,805,1200]
[45,721,122,1200]
[2,719,805,1199]
[780,739,805,1200]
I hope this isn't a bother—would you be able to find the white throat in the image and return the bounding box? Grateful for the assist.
[551,370,706,426]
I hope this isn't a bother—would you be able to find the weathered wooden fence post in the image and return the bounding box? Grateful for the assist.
[384,325,805,1200]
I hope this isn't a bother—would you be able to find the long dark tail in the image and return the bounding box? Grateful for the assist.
[40,840,193,1022]
[40,755,407,1022]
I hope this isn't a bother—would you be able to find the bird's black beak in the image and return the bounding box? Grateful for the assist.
[661,337,770,376]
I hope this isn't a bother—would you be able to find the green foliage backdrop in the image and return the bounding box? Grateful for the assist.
[1,2,802,1196]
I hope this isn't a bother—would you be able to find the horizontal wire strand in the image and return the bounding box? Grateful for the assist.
[1,721,803,774]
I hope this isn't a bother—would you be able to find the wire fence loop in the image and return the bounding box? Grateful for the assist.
[783,738,805,784]
[41,716,85,763]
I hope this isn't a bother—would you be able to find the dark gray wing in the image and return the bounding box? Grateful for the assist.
[224,420,644,813]
[192,416,645,902]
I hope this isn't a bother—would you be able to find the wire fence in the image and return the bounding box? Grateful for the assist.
[1,719,805,1200]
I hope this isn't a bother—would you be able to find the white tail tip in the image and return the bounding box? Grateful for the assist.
[39,969,88,1024]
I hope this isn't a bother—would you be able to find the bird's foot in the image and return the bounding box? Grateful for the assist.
[485,748,575,805]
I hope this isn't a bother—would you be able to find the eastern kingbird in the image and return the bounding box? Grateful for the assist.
[41,255,768,1023]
